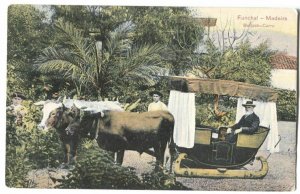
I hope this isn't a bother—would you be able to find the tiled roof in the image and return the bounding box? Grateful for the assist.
[270,53,297,70]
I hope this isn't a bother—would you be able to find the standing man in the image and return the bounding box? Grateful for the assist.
[226,101,260,142]
[148,91,168,112]
[148,90,172,168]
[7,92,27,125]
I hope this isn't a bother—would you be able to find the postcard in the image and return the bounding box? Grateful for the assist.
[4,3,298,192]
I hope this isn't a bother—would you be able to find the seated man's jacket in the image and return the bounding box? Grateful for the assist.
[231,113,260,134]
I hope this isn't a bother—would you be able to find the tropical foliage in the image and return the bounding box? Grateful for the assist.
[191,27,274,86]
[189,24,275,117]
[37,19,169,99]
[36,6,204,100]
[128,7,204,75]
[7,5,52,100]
[276,89,297,121]
[6,100,62,187]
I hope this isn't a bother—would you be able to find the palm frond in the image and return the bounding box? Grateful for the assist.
[116,44,168,86]
[37,47,97,88]
[39,60,80,76]
[126,65,165,86]
[123,44,165,70]
[55,19,96,65]
[37,47,81,66]
[105,21,135,59]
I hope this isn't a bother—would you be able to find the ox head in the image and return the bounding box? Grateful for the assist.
[46,105,65,129]
[34,100,64,130]
[34,99,124,132]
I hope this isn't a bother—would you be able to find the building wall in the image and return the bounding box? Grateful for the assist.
[271,69,297,90]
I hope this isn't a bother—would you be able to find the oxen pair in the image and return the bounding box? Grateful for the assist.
[35,99,123,166]
[36,99,175,171]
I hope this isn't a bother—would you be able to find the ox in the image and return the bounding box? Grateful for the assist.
[35,99,123,166]
[77,110,175,170]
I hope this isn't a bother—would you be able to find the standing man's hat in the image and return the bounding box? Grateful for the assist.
[12,92,26,100]
[149,91,163,98]
[242,101,256,107]
[52,92,59,98]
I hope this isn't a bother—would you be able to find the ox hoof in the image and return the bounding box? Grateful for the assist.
[59,163,75,170]
[68,165,75,170]
[59,163,69,169]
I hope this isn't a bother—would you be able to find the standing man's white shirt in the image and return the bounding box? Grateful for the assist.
[148,101,168,111]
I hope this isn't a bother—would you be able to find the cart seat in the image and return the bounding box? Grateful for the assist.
[236,126,269,148]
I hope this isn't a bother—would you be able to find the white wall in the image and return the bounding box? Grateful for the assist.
[271,69,297,90]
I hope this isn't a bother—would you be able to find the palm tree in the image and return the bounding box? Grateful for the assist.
[36,19,167,99]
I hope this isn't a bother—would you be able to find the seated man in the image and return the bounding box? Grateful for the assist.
[226,101,260,142]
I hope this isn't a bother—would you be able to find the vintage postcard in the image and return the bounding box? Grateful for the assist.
[4,2,298,192]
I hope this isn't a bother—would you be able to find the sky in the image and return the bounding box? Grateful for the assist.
[192,8,298,56]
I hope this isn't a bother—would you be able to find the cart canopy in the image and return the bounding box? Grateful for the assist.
[167,76,279,152]
[168,76,278,102]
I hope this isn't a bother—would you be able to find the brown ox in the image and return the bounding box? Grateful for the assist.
[36,99,124,167]
[79,110,175,170]
[46,105,81,166]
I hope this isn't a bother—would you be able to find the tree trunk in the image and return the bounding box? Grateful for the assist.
[213,94,227,118]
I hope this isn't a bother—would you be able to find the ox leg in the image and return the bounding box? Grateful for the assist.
[168,142,177,173]
[115,150,125,165]
[70,136,79,164]
[62,142,71,165]
[154,143,167,171]
[153,145,160,171]
[163,143,171,170]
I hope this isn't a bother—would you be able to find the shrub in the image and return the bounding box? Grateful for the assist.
[56,145,142,189]
[57,142,189,190]
[26,129,63,169]
[6,101,63,187]
[276,89,297,121]
[6,115,32,188]
[141,170,190,190]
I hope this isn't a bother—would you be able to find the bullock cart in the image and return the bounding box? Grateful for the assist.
[167,76,279,179]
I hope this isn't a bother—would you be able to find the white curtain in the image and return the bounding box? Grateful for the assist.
[168,90,195,148]
[236,98,280,153]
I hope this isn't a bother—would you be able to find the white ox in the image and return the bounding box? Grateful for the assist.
[34,98,124,130]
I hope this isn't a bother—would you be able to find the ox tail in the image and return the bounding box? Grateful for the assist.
[163,115,176,172]
[168,113,176,155]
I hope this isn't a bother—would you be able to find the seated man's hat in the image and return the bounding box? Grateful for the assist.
[242,101,256,107]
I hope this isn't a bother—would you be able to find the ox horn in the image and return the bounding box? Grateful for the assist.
[34,101,46,106]
[63,95,67,103]
[61,102,66,110]
[56,96,63,103]
[100,111,105,118]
